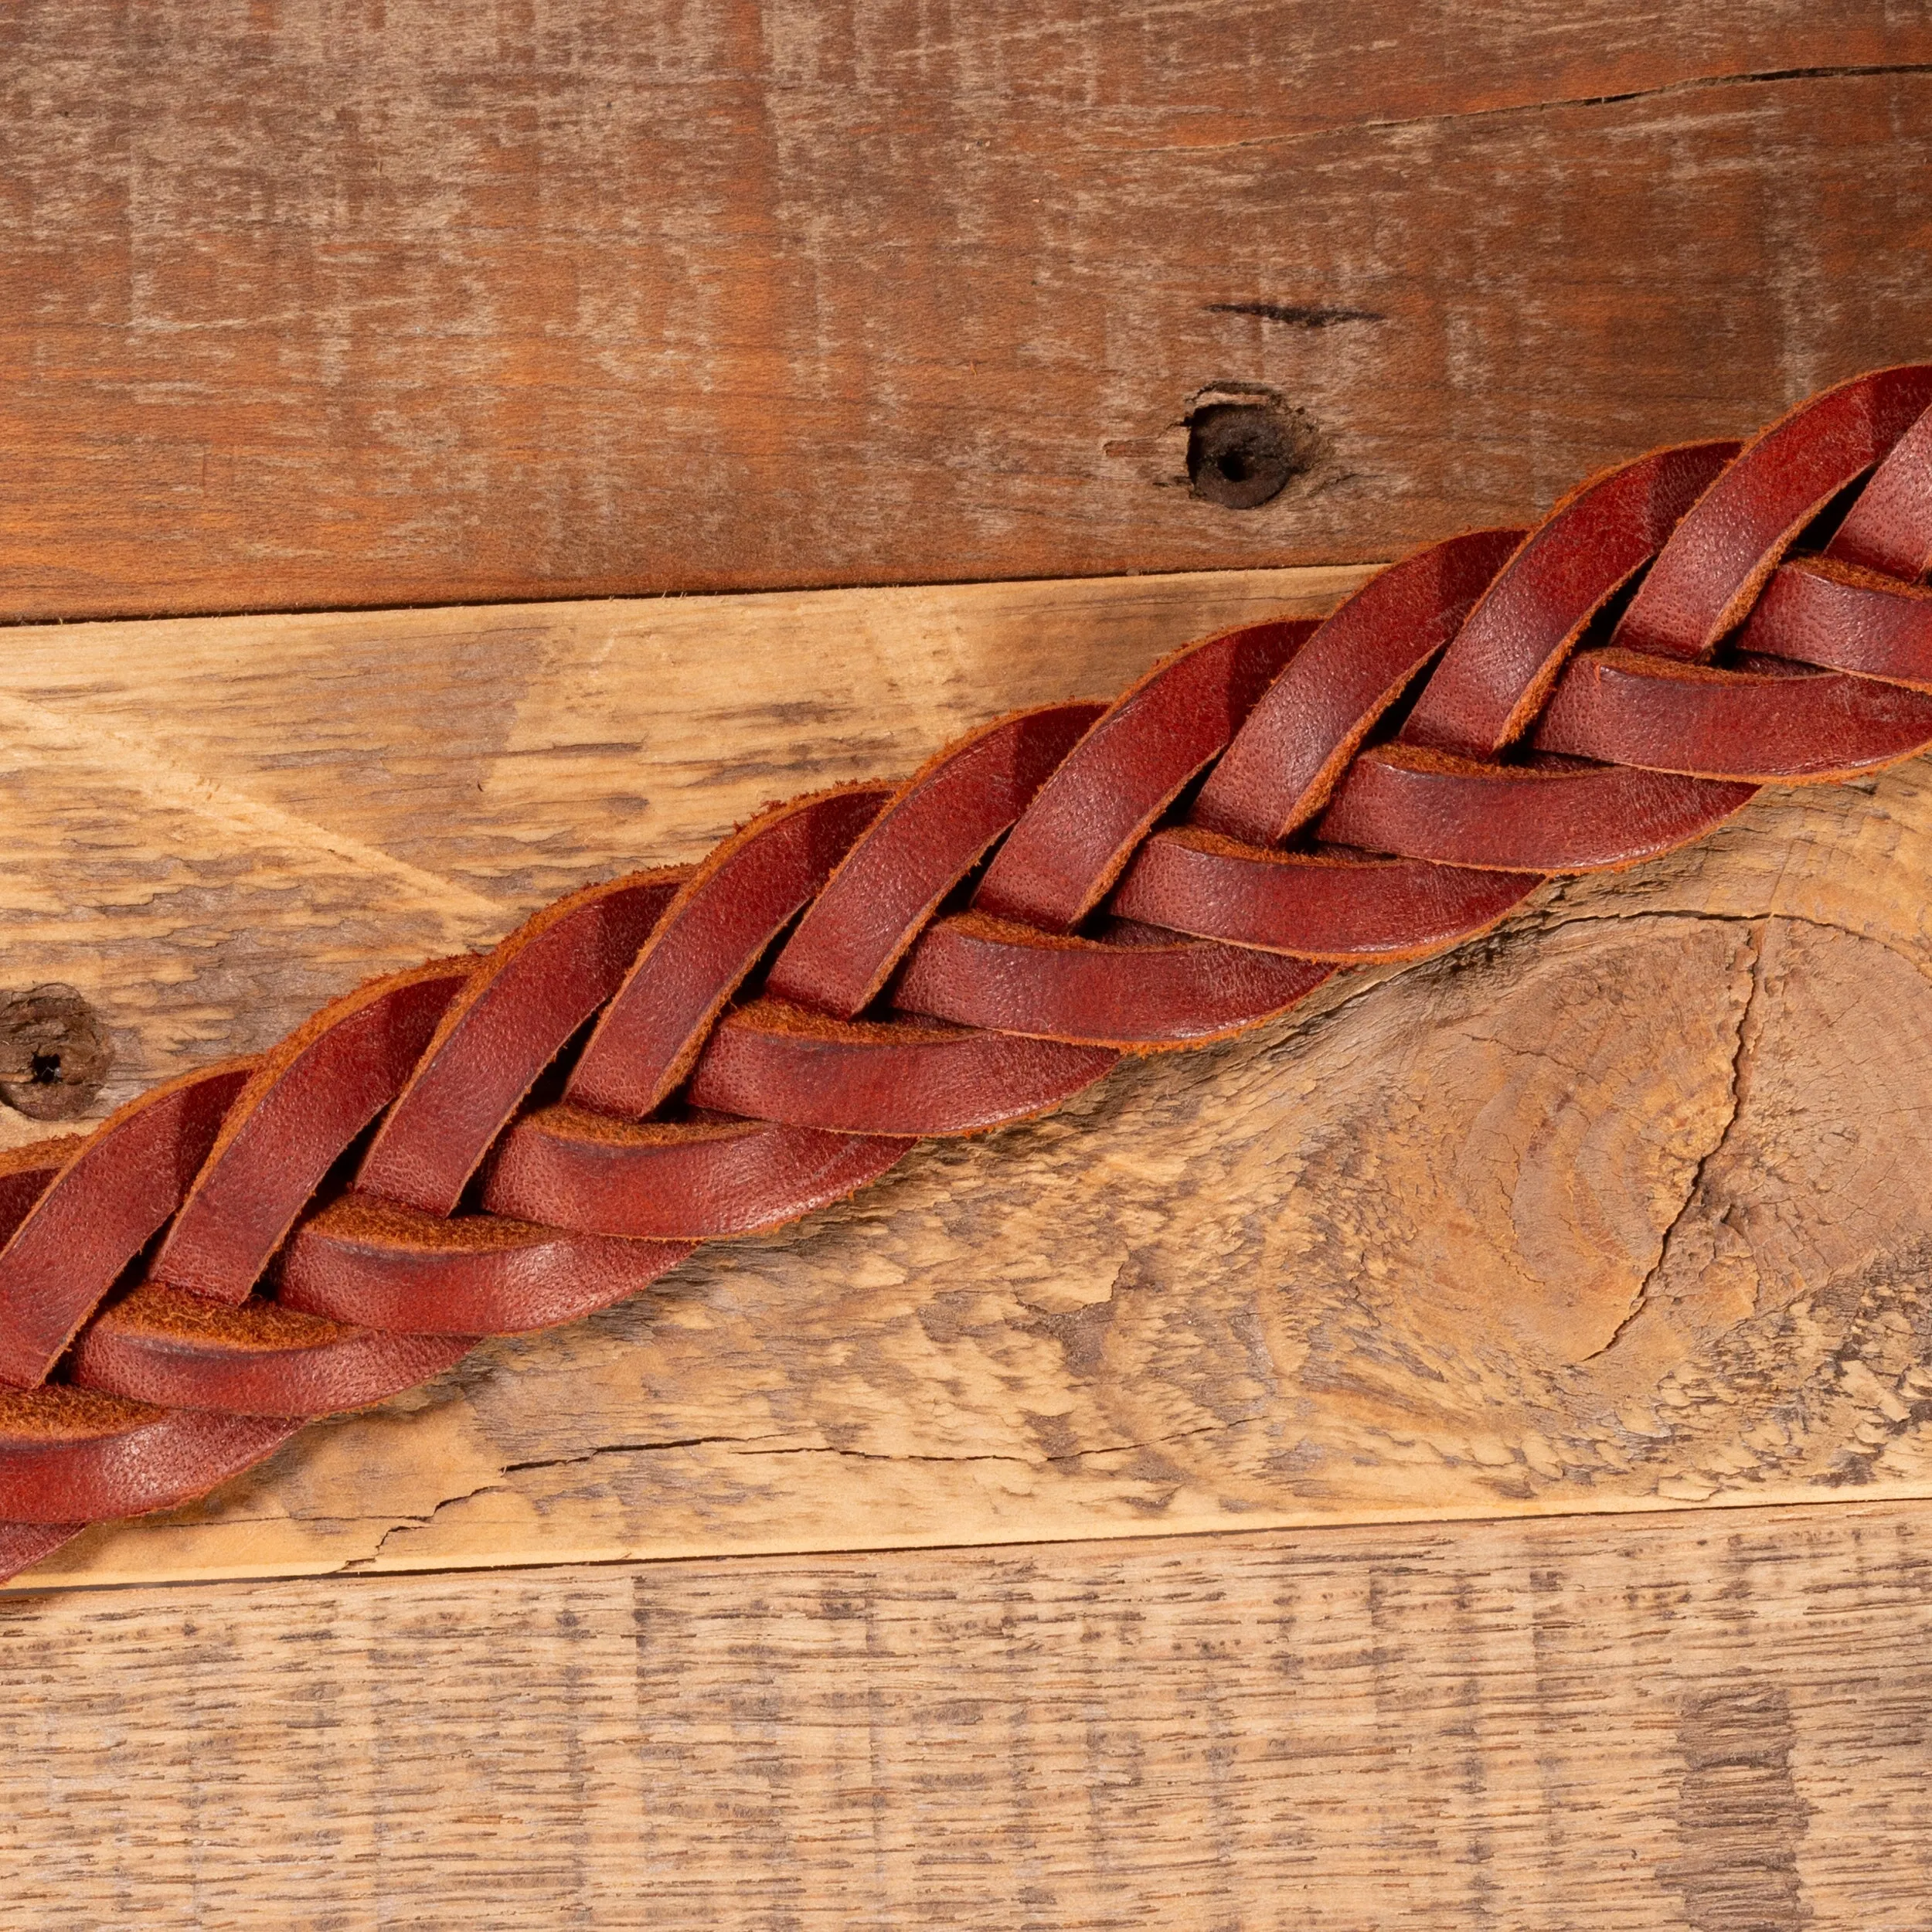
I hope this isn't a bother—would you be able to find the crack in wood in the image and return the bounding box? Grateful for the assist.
[1347,62,1932,141]
[1202,301,1386,328]
[1580,920,1766,1364]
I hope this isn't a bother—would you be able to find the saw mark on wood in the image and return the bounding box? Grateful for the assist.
[1662,1677,1813,1931]
[1350,63,1932,140]
[0,689,509,928]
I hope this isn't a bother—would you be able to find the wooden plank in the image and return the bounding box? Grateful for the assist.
[6,572,1932,1589]
[5,1500,1932,1927]
[2,3,1929,619]
[0,563,1370,1134]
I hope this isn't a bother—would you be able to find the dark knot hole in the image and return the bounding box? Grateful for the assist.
[0,985,111,1121]
[1185,400,1317,509]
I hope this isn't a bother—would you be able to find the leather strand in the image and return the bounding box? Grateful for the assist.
[5,364,1932,1573]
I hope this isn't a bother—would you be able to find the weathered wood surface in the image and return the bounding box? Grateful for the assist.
[0,564,1369,1133]
[7,1501,1932,1929]
[2,2,1929,620]
[5,571,1932,1590]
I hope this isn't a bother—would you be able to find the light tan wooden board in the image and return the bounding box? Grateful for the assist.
[5,1501,1932,1930]
[6,570,1932,1588]
[0,565,1371,1124]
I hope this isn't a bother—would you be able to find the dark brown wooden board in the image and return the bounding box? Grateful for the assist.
[2,2,1928,621]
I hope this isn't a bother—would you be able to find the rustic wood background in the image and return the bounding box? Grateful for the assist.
[5,2,1932,1925]
[2,2,1929,620]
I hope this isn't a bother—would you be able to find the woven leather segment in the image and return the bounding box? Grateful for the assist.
[5,364,1932,1573]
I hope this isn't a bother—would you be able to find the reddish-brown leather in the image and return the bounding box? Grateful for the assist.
[74,1286,473,1417]
[1533,646,1932,779]
[686,999,1120,1135]
[1192,529,1526,845]
[0,1141,80,1248]
[356,872,687,1215]
[0,1061,257,1388]
[1743,558,1932,688]
[1111,832,1537,961]
[566,787,893,1117]
[0,1388,298,1524]
[1398,443,1740,757]
[975,622,1312,930]
[769,703,1107,1014]
[481,1111,908,1240]
[4,363,1932,1577]
[893,913,1332,1047]
[1318,747,1757,873]
[1825,394,1932,579]
[153,961,470,1302]
[281,1196,692,1335]
[1611,366,1932,662]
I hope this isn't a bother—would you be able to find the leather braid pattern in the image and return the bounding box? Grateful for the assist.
[4,364,1932,1583]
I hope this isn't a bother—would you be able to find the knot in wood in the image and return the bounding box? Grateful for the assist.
[0,987,111,1124]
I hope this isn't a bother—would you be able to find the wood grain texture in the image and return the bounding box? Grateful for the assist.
[0,563,1370,1138]
[2,2,1930,619]
[7,1501,1932,1928]
[5,573,1932,1590]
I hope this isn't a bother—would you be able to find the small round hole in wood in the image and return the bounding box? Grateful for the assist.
[1185,400,1315,509]
[1175,400,1314,510]
[0,985,111,1121]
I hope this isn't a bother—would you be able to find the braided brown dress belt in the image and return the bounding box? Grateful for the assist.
[2,363,1931,1582]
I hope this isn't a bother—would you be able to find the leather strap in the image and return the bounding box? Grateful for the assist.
[5,363,1932,1574]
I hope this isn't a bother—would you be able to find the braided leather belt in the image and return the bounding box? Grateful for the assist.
[2,363,1930,1583]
